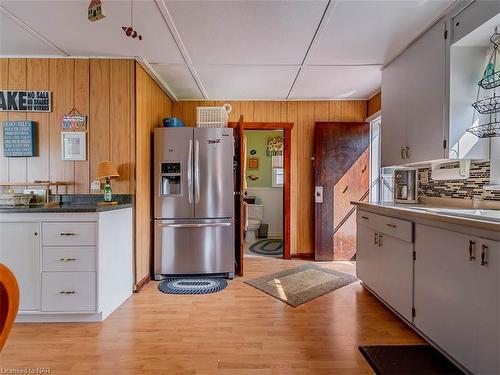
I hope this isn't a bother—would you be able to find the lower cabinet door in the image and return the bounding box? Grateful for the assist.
[414,224,478,372]
[356,223,380,291]
[0,222,40,311]
[473,238,500,375]
[42,272,96,312]
[375,234,414,322]
[357,221,413,321]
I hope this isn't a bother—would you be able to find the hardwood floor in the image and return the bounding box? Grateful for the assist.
[0,256,423,374]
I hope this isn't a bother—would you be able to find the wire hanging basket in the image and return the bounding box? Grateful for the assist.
[479,70,500,90]
[467,28,500,138]
[467,120,500,138]
[472,94,500,115]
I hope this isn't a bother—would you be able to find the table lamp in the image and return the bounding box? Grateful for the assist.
[95,161,120,204]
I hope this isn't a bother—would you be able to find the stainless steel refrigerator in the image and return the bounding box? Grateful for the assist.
[153,127,234,279]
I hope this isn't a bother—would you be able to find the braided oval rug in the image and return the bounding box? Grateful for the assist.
[158,277,228,295]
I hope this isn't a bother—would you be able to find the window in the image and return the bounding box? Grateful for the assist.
[368,116,381,202]
[272,168,284,187]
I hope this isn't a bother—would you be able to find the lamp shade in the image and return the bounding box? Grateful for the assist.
[95,161,119,180]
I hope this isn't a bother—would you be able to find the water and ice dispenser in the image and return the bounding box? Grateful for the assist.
[160,162,182,196]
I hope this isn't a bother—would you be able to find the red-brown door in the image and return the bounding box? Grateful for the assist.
[314,122,369,261]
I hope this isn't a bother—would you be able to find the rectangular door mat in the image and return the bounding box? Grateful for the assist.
[359,345,465,375]
[245,263,357,307]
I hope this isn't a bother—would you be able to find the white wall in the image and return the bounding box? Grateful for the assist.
[246,187,283,237]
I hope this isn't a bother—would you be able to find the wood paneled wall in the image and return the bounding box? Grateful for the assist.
[367,91,381,118]
[172,100,367,255]
[0,58,135,193]
[135,63,172,285]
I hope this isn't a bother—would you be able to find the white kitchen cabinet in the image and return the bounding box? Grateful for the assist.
[382,19,447,167]
[469,237,500,375]
[0,208,133,322]
[404,19,447,164]
[381,2,500,167]
[414,224,500,374]
[356,210,414,322]
[0,222,40,311]
[381,49,408,167]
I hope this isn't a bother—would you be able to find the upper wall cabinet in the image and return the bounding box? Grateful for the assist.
[382,19,447,167]
[382,0,500,167]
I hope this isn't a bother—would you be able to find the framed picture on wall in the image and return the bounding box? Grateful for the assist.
[61,131,86,161]
[248,157,259,169]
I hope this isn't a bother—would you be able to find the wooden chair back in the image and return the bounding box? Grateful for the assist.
[0,263,19,351]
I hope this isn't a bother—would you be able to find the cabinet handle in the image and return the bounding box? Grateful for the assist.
[59,258,77,262]
[361,216,369,220]
[386,224,397,228]
[59,291,76,295]
[401,148,406,160]
[378,234,383,246]
[481,244,488,267]
[342,186,349,194]
[34,232,38,236]
[468,240,476,261]
[60,232,77,236]
[374,233,378,245]
[405,147,410,159]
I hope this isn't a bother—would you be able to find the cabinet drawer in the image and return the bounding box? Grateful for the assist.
[42,247,96,272]
[357,210,413,243]
[42,272,96,312]
[42,222,96,246]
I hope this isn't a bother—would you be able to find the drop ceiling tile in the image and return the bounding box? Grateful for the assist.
[195,65,299,100]
[152,63,203,100]
[0,0,184,63]
[0,13,64,55]
[166,0,328,65]
[290,66,381,99]
[307,0,453,65]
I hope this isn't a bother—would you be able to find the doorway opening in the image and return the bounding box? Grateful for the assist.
[230,118,293,276]
[242,129,284,259]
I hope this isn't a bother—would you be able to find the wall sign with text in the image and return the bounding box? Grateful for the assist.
[2,120,36,157]
[0,90,51,112]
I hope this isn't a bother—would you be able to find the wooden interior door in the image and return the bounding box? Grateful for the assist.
[233,116,245,276]
[314,122,369,261]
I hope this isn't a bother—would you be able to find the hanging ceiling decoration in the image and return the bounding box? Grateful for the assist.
[122,0,142,41]
[88,0,105,22]
[468,28,500,138]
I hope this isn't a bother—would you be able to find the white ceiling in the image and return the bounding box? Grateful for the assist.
[0,0,455,100]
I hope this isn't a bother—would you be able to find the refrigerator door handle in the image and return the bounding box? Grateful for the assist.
[187,139,193,204]
[195,139,200,203]
[158,223,231,228]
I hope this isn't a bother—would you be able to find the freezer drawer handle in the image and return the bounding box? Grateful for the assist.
[159,223,231,228]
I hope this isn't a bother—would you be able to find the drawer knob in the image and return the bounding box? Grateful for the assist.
[60,232,77,236]
[59,290,76,295]
[59,258,77,262]
[386,224,397,228]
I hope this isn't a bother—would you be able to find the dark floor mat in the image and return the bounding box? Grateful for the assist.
[359,345,465,375]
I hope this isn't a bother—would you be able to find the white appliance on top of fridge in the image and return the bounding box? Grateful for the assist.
[153,127,235,280]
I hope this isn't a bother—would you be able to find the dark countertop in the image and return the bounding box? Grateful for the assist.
[0,194,133,213]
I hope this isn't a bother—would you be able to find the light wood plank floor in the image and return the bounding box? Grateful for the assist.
[0,256,423,374]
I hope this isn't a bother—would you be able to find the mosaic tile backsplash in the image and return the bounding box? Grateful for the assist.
[418,161,500,201]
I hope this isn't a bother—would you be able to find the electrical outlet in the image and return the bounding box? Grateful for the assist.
[91,180,101,193]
